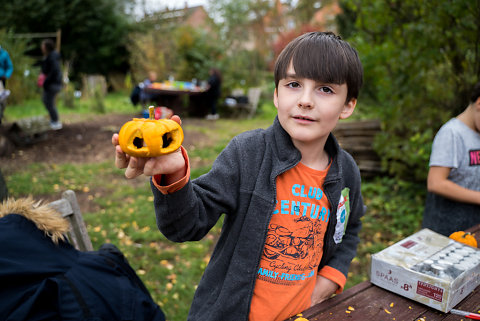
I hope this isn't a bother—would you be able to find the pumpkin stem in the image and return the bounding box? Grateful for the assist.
[149,106,155,120]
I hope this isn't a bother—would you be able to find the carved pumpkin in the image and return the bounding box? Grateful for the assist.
[118,118,183,157]
[449,231,478,248]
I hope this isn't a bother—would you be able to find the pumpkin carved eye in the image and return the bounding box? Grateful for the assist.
[162,132,173,148]
[133,137,144,149]
[118,118,184,157]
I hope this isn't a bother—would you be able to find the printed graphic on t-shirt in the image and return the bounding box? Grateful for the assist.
[257,182,330,286]
[470,149,480,166]
[260,216,324,284]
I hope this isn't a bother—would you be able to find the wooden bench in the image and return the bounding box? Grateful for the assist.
[48,190,93,251]
[333,119,382,177]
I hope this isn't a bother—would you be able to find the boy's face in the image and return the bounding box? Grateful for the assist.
[274,64,356,148]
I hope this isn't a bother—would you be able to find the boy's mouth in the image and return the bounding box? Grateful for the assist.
[293,115,315,122]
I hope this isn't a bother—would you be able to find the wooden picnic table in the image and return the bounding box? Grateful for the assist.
[286,224,480,321]
[143,86,209,117]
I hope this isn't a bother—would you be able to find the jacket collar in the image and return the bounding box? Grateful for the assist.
[269,116,343,180]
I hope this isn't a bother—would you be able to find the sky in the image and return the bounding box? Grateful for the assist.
[133,0,209,16]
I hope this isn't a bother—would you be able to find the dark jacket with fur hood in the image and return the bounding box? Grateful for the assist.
[0,198,165,321]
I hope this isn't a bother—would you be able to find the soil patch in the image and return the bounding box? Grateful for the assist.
[0,114,210,173]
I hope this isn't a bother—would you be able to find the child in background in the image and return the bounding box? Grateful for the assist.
[113,31,365,321]
[422,81,480,236]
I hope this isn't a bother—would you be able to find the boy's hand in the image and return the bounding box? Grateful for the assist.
[310,275,339,306]
[112,115,187,179]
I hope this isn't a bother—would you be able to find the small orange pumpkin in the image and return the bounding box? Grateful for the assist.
[118,118,183,157]
[449,231,478,248]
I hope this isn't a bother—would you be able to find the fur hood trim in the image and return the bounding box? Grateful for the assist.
[0,197,69,244]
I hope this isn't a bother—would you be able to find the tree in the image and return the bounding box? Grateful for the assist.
[208,0,254,52]
[0,0,132,80]
[337,0,480,180]
[292,0,322,25]
[207,0,282,90]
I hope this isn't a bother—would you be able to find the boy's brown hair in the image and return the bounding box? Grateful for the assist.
[274,31,363,102]
[470,81,480,103]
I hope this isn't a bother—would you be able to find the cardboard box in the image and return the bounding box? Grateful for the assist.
[370,228,480,312]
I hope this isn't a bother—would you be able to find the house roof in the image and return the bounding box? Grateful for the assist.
[142,5,212,29]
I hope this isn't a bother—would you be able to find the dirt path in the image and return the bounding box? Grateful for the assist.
[0,114,213,212]
[0,114,209,173]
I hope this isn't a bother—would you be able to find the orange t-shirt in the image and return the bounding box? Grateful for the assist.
[249,162,331,321]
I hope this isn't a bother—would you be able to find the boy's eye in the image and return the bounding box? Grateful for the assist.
[319,86,333,93]
[286,81,300,88]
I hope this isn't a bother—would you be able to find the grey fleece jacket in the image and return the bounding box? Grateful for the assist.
[151,117,364,321]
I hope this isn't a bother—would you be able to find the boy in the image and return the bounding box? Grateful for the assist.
[422,81,480,236]
[113,31,364,321]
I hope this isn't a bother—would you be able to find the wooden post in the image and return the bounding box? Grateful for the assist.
[55,29,62,52]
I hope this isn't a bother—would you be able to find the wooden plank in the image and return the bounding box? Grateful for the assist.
[356,162,382,173]
[306,285,431,321]
[286,281,374,321]
[334,119,381,131]
[338,144,377,154]
[336,135,377,143]
[62,190,93,252]
[331,119,384,177]
[48,191,93,252]
[48,198,80,249]
[334,129,380,137]
[48,199,73,217]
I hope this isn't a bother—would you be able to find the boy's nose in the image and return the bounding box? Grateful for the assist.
[298,91,313,109]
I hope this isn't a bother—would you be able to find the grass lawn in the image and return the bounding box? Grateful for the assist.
[2,91,426,320]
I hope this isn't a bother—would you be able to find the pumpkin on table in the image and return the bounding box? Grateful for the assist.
[449,231,478,248]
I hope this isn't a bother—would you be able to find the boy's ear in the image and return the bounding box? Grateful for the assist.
[474,97,480,109]
[339,98,357,120]
[273,88,279,109]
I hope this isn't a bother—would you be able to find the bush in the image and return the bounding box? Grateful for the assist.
[338,0,479,182]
